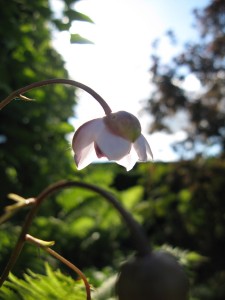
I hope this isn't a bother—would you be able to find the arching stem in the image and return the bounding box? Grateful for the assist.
[0,79,112,115]
[0,180,150,287]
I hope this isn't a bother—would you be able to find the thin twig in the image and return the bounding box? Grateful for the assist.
[25,234,91,300]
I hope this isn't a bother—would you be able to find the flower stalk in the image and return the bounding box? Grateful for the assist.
[0,78,112,115]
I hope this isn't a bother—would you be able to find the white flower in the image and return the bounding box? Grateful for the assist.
[72,111,153,171]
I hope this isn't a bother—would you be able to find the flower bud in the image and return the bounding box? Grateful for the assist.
[116,251,189,300]
[104,111,141,142]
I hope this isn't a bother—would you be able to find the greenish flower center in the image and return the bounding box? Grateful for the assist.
[104,111,142,142]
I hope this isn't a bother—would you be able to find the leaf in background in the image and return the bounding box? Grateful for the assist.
[121,186,144,210]
[52,19,71,31]
[65,9,94,23]
[70,33,93,44]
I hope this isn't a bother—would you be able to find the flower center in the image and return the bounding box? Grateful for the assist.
[104,111,142,142]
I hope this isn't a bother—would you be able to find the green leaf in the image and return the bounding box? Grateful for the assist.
[70,216,95,237]
[70,33,93,44]
[65,10,94,23]
[121,186,144,210]
[52,19,70,31]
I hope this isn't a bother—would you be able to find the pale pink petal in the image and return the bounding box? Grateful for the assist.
[74,143,98,170]
[94,142,105,158]
[72,119,105,169]
[117,147,139,171]
[96,127,131,161]
[133,135,153,161]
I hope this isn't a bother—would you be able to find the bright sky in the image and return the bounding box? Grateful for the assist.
[52,0,209,162]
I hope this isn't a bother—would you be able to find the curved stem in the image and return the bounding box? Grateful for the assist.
[0,78,112,115]
[0,180,150,287]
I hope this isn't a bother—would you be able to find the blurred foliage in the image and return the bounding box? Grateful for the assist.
[0,0,93,203]
[0,262,119,300]
[145,0,225,157]
[0,263,89,300]
[1,159,225,299]
[137,159,225,299]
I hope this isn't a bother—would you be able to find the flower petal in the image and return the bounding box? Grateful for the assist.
[96,127,131,160]
[133,135,153,161]
[117,146,139,171]
[74,143,97,170]
[72,119,105,169]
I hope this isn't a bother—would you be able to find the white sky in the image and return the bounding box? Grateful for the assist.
[52,0,209,161]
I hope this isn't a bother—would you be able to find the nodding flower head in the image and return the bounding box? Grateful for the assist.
[72,111,153,171]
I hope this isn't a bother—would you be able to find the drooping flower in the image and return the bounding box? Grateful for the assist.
[72,111,153,171]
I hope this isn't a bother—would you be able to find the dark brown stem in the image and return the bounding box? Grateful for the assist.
[0,180,150,287]
[0,78,112,115]
[25,234,91,300]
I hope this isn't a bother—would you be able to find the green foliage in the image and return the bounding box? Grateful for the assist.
[52,0,93,34]
[1,159,225,299]
[0,263,89,300]
[135,159,225,300]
